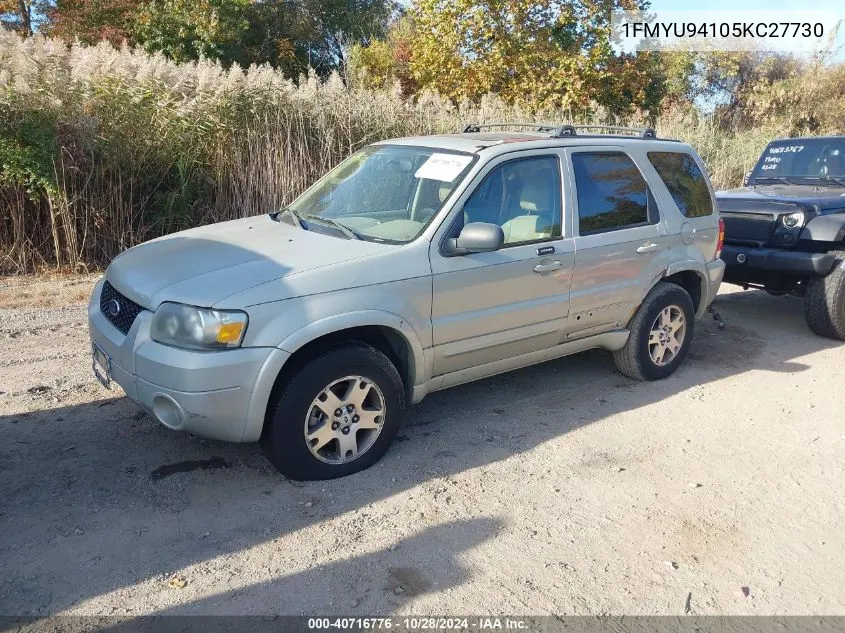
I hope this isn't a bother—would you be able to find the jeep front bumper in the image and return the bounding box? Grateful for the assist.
[722,245,835,278]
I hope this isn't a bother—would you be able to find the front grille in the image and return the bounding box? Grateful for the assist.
[722,212,776,246]
[100,281,144,335]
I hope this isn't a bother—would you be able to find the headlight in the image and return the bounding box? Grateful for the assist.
[150,302,248,350]
[782,211,804,228]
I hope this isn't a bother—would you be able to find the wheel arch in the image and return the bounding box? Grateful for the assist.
[658,262,708,317]
[253,312,425,440]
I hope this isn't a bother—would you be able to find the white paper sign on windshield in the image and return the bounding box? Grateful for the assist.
[415,153,473,182]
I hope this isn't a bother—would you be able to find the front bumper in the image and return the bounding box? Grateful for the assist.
[722,245,835,277]
[88,279,289,442]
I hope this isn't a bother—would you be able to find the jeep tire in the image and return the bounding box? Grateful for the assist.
[614,282,696,381]
[803,250,845,340]
[261,343,405,480]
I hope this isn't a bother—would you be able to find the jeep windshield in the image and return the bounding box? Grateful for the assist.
[284,145,476,243]
[751,138,845,185]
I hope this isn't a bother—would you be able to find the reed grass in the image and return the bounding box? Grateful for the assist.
[0,30,797,273]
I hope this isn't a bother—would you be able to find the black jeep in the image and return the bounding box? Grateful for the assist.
[718,136,845,340]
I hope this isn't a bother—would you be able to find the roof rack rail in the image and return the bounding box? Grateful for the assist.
[462,122,560,133]
[562,124,657,138]
[462,122,658,139]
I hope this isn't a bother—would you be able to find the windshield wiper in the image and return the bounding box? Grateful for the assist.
[270,207,310,229]
[752,176,793,185]
[302,214,362,240]
[804,176,845,188]
[269,207,284,221]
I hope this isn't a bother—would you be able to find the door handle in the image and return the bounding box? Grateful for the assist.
[534,260,562,273]
[636,243,660,254]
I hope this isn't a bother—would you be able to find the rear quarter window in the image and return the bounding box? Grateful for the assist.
[647,152,713,218]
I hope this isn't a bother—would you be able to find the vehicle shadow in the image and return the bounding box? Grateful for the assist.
[0,289,840,616]
[156,517,498,618]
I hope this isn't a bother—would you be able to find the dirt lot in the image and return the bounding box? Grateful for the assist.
[1,276,844,617]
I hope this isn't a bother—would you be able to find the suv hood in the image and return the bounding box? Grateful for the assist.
[717,185,845,212]
[106,215,393,308]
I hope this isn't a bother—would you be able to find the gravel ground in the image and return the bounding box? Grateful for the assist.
[1,278,844,616]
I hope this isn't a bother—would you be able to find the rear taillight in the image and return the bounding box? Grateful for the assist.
[716,216,725,259]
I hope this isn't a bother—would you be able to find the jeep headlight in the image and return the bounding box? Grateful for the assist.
[150,302,248,350]
[782,211,804,228]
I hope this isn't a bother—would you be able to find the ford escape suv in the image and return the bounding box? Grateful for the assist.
[88,124,725,480]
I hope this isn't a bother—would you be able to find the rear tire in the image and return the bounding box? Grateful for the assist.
[614,282,695,381]
[803,250,845,340]
[261,343,405,480]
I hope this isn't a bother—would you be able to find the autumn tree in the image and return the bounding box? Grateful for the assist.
[409,0,663,116]
[695,51,844,133]
[45,0,139,45]
[42,0,252,58]
[348,15,417,95]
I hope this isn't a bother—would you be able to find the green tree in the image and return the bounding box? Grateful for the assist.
[225,0,399,75]
[305,0,398,73]
[134,0,251,63]
[232,1,307,74]
[409,0,662,116]
[7,0,399,74]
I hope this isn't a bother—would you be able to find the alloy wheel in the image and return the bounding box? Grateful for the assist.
[303,375,386,464]
[648,305,686,366]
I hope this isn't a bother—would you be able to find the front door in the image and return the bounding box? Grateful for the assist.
[429,152,575,376]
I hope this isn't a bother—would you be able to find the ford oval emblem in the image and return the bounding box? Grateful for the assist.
[107,298,121,317]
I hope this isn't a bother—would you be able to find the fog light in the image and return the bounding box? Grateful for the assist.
[152,394,184,429]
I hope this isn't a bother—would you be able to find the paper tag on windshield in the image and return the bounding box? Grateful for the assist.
[415,153,473,182]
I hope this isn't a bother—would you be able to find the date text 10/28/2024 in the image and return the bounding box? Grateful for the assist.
[307,617,529,630]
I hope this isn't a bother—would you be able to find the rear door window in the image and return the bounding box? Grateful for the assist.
[572,152,649,235]
[648,152,713,218]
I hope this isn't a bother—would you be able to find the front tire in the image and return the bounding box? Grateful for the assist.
[261,343,405,480]
[614,282,695,381]
[803,250,845,340]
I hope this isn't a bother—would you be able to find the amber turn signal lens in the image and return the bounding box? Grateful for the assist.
[217,322,245,343]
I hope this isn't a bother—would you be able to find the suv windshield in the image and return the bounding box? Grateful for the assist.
[751,138,845,183]
[287,145,476,243]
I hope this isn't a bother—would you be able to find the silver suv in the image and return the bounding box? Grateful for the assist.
[88,124,725,480]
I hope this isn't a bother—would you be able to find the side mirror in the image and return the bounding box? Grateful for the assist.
[743,171,752,187]
[444,222,504,255]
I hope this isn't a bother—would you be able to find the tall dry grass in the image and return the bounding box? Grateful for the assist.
[0,29,797,274]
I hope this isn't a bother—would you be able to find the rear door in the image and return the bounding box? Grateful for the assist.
[645,150,719,261]
[565,148,670,338]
